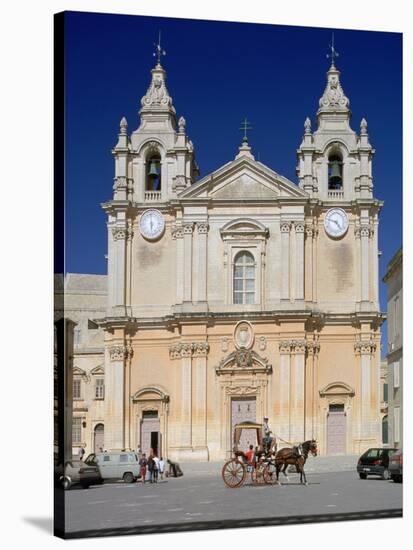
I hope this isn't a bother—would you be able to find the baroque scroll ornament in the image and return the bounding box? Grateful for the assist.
[319,69,349,110]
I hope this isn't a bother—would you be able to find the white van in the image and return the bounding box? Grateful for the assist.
[84,452,140,483]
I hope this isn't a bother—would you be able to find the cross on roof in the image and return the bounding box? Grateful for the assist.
[153,31,166,65]
[327,32,339,66]
[240,117,252,143]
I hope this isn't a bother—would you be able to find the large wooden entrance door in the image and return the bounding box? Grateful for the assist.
[231,397,257,452]
[327,404,346,455]
[94,423,104,453]
[140,411,161,456]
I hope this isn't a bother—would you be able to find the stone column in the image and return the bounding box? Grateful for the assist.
[305,339,320,440]
[183,223,194,303]
[173,225,184,304]
[104,344,132,451]
[279,341,292,441]
[191,342,209,460]
[295,223,305,301]
[197,223,209,304]
[355,339,377,446]
[180,344,193,448]
[291,340,306,442]
[280,223,291,301]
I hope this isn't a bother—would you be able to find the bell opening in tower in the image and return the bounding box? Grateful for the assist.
[328,153,343,190]
[146,154,162,192]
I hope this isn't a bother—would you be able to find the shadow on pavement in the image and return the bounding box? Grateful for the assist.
[22,517,53,534]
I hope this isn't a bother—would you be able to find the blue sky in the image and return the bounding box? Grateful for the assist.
[64,12,402,354]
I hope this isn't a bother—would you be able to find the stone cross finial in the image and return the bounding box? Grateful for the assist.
[153,31,166,66]
[304,117,312,134]
[327,32,339,67]
[119,116,128,134]
[360,118,368,135]
[240,117,252,144]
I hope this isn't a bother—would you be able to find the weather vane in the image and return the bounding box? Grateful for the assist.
[153,31,166,65]
[240,117,252,143]
[327,32,339,66]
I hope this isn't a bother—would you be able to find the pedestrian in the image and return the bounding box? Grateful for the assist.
[136,445,142,460]
[139,453,147,484]
[78,447,85,461]
[153,455,160,483]
[147,453,155,483]
[159,456,165,480]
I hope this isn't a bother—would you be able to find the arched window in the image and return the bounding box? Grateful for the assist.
[146,154,161,191]
[233,251,255,304]
[328,153,343,190]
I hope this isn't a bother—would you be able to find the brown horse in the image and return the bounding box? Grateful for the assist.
[274,439,318,485]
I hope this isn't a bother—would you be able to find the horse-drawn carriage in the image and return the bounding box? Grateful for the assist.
[221,422,278,488]
[221,421,318,488]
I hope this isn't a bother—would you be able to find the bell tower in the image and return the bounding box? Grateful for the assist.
[111,42,199,207]
[297,48,374,202]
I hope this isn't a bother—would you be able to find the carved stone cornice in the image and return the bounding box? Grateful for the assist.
[354,340,377,355]
[169,341,209,359]
[109,344,133,361]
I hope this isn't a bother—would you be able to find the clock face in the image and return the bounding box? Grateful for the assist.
[324,208,349,238]
[139,209,165,240]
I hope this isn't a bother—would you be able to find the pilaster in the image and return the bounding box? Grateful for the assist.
[183,223,194,303]
[280,222,291,301]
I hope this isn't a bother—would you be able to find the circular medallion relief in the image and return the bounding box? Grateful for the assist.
[233,320,254,350]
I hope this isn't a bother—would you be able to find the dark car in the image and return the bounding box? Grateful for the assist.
[357,447,397,480]
[389,448,403,483]
[59,458,103,490]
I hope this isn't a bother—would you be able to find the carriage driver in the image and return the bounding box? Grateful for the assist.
[263,416,274,452]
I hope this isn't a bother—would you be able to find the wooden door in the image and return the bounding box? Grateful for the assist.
[327,405,346,455]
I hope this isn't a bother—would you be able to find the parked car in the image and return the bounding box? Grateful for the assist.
[357,447,397,480]
[85,451,140,483]
[389,448,403,483]
[59,458,103,490]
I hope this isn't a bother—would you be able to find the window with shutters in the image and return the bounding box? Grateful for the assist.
[95,378,105,399]
[73,378,82,400]
[393,361,400,389]
[233,251,255,304]
[72,417,82,444]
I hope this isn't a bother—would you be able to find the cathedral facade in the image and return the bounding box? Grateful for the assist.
[82,55,383,461]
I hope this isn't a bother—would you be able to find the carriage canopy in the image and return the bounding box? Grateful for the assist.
[233,422,263,449]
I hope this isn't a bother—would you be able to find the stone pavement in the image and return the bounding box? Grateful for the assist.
[179,454,360,478]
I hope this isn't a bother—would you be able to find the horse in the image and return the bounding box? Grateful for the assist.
[274,439,318,485]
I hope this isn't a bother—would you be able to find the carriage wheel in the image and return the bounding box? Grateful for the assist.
[251,463,266,485]
[222,459,246,488]
[263,462,278,485]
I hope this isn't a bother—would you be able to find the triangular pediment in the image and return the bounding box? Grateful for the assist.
[179,157,308,201]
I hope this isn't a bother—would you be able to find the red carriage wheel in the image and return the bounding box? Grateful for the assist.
[222,459,246,488]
